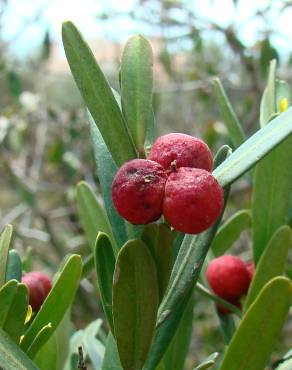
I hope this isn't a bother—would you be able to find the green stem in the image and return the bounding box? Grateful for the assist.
[196,282,242,318]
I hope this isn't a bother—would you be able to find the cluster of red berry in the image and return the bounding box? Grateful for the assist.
[112,133,224,234]
[206,255,255,314]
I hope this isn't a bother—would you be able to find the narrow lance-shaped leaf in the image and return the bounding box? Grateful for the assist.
[252,81,292,262]
[62,21,137,166]
[121,35,153,153]
[260,59,277,127]
[213,77,245,147]
[88,113,128,248]
[220,277,292,370]
[3,283,28,343]
[0,224,13,287]
[245,225,291,309]
[142,223,174,301]
[213,106,292,188]
[94,232,116,332]
[211,210,251,257]
[0,327,39,370]
[113,239,159,370]
[76,181,117,253]
[157,297,194,370]
[0,280,18,327]
[6,249,22,282]
[26,323,53,359]
[21,255,82,352]
[34,333,58,370]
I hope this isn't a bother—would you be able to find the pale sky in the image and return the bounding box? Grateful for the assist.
[2,0,292,58]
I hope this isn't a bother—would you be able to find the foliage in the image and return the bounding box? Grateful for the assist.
[0,2,292,369]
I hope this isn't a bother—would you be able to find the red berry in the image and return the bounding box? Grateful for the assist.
[206,255,250,301]
[112,159,168,225]
[148,133,213,172]
[22,271,52,311]
[246,260,255,283]
[163,167,223,234]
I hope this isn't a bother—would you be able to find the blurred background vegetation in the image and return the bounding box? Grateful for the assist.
[0,0,291,368]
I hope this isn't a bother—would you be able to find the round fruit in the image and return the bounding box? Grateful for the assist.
[112,159,168,224]
[163,167,223,234]
[206,255,250,301]
[22,271,52,311]
[148,133,213,172]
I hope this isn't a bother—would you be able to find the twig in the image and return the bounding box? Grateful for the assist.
[77,346,87,370]
[0,203,28,229]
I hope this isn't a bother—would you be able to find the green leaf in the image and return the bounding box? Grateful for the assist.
[252,87,292,262]
[245,226,291,309]
[62,21,137,166]
[193,353,219,370]
[141,223,174,301]
[20,255,82,352]
[145,110,156,152]
[88,113,128,247]
[95,232,116,332]
[144,288,193,370]
[218,314,236,344]
[113,239,159,370]
[0,280,18,327]
[3,283,28,343]
[121,34,153,152]
[144,146,231,370]
[0,224,13,287]
[76,181,117,252]
[212,77,245,147]
[158,297,194,370]
[211,210,251,256]
[81,253,95,278]
[157,220,225,328]
[252,133,292,262]
[102,333,123,370]
[219,277,292,370]
[213,106,292,188]
[54,310,72,370]
[6,249,22,282]
[0,327,39,370]
[34,333,58,370]
[26,323,53,359]
[260,59,277,127]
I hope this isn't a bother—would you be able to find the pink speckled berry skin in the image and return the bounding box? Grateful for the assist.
[148,133,213,172]
[163,167,223,234]
[22,271,52,311]
[112,159,168,225]
[206,255,250,301]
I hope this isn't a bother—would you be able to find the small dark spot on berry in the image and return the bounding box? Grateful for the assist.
[127,167,138,174]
